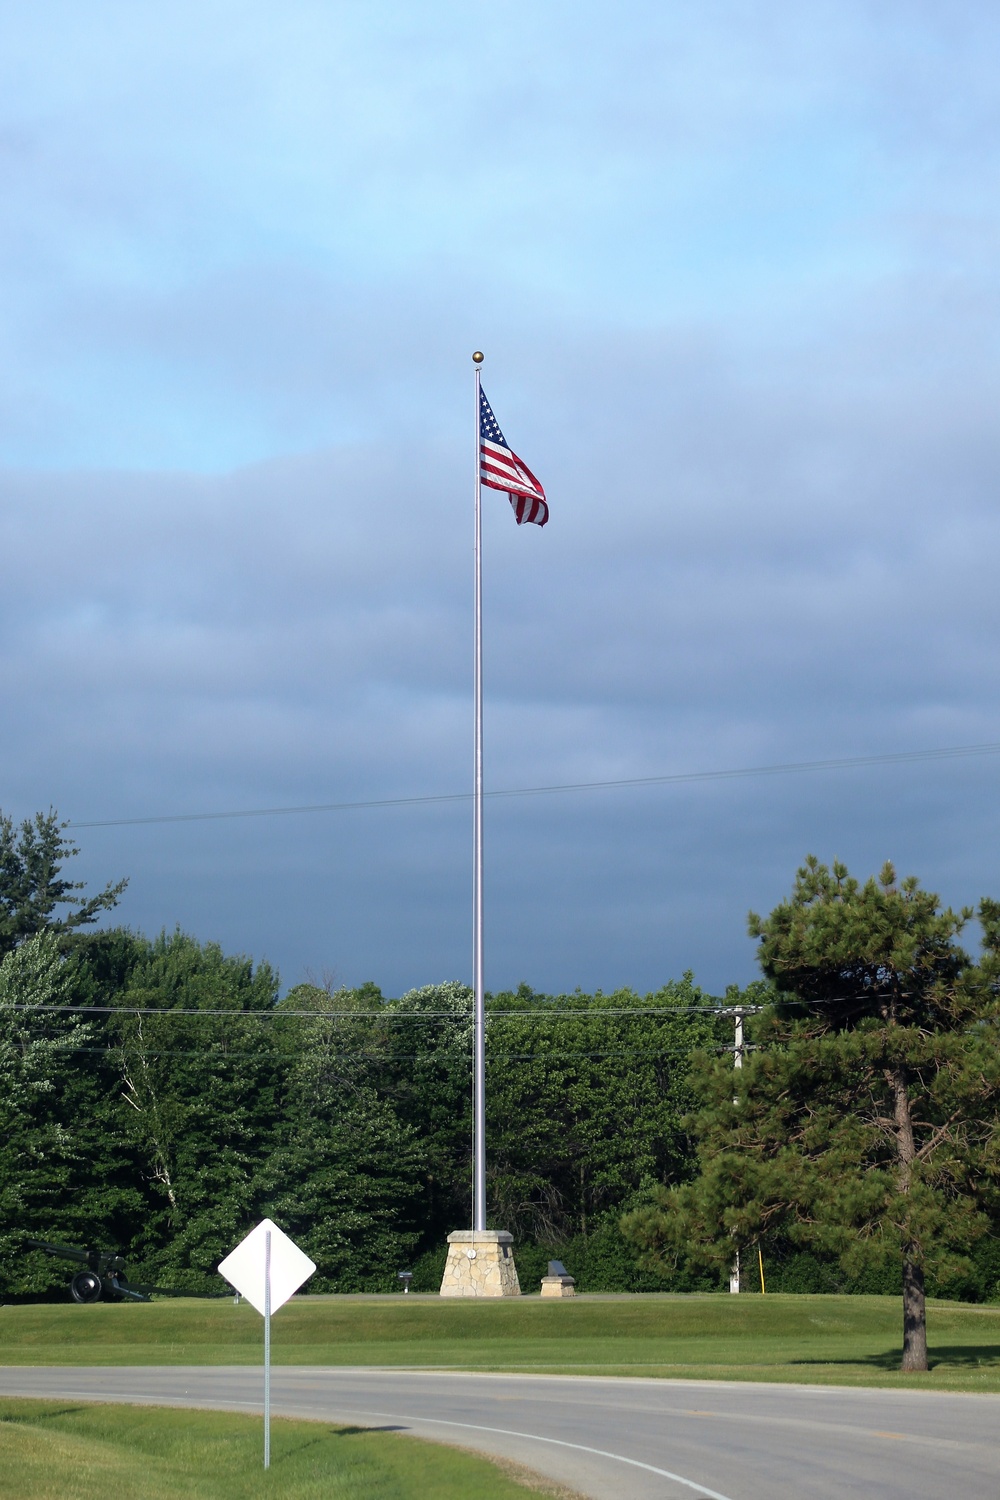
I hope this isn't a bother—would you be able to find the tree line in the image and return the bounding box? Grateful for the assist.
[4,811,1000,1372]
[0,811,728,1299]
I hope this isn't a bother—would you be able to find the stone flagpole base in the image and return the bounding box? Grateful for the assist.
[439,1230,521,1297]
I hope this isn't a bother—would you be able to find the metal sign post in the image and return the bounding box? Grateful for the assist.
[263,1228,271,1469]
[218,1218,315,1470]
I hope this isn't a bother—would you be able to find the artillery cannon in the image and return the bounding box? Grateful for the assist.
[26,1239,233,1303]
[26,1240,151,1303]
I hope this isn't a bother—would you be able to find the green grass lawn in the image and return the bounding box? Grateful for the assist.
[3,1293,1000,1391]
[0,1398,574,1499]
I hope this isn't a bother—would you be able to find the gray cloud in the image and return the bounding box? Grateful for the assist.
[2,4,1000,993]
[3,279,1000,993]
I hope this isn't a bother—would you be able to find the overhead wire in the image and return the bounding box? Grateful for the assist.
[3,995,879,1019]
[47,1045,736,1060]
[64,740,1000,831]
[7,1003,743,1018]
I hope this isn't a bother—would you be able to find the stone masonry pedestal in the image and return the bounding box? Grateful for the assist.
[439,1230,521,1297]
[540,1273,576,1297]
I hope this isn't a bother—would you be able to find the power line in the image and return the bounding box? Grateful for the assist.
[4,995,884,1021]
[64,740,1000,830]
[7,1004,740,1019]
[49,1045,734,1061]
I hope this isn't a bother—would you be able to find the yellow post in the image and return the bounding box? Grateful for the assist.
[757,1245,766,1295]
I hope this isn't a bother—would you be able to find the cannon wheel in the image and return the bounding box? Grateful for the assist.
[70,1271,102,1304]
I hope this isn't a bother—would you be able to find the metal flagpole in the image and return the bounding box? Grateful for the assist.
[472,349,486,1234]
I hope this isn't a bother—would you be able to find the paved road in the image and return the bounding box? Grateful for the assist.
[1,1366,998,1499]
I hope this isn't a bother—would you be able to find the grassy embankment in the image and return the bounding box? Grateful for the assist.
[0,1399,574,1499]
[3,1293,1000,1391]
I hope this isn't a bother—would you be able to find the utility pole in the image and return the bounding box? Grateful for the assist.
[729,1008,744,1294]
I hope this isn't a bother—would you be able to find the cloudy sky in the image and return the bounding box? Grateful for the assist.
[2,2,999,998]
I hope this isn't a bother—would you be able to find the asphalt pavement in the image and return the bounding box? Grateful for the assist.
[1,1365,997,1499]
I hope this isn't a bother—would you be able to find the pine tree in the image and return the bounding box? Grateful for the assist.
[0,810,126,958]
[624,859,1000,1372]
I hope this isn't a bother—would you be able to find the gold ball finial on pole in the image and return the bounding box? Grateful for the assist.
[472,350,484,364]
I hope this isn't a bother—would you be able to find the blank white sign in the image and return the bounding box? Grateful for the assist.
[217,1218,316,1316]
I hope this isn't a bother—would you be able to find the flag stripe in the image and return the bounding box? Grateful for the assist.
[509,493,547,525]
[481,447,539,490]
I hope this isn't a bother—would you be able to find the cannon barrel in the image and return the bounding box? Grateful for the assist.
[26,1238,91,1267]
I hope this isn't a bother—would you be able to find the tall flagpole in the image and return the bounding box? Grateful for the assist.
[438,352,525,1296]
[472,349,486,1233]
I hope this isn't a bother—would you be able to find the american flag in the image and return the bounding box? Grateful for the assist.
[479,388,548,527]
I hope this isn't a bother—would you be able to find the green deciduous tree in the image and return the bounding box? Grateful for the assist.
[623,858,1000,1371]
[105,930,282,1288]
[485,978,728,1246]
[380,982,475,1247]
[0,933,96,1291]
[265,982,426,1289]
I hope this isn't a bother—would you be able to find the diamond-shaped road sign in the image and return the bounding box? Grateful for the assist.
[218,1218,315,1315]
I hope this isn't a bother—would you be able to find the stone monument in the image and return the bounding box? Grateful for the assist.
[439,1230,521,1297]
[540,1258,576,1297]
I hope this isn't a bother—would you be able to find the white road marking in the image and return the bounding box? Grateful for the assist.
[326,1404,739,1500]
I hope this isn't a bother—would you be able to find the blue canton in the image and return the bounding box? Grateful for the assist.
[479,389,508,449]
